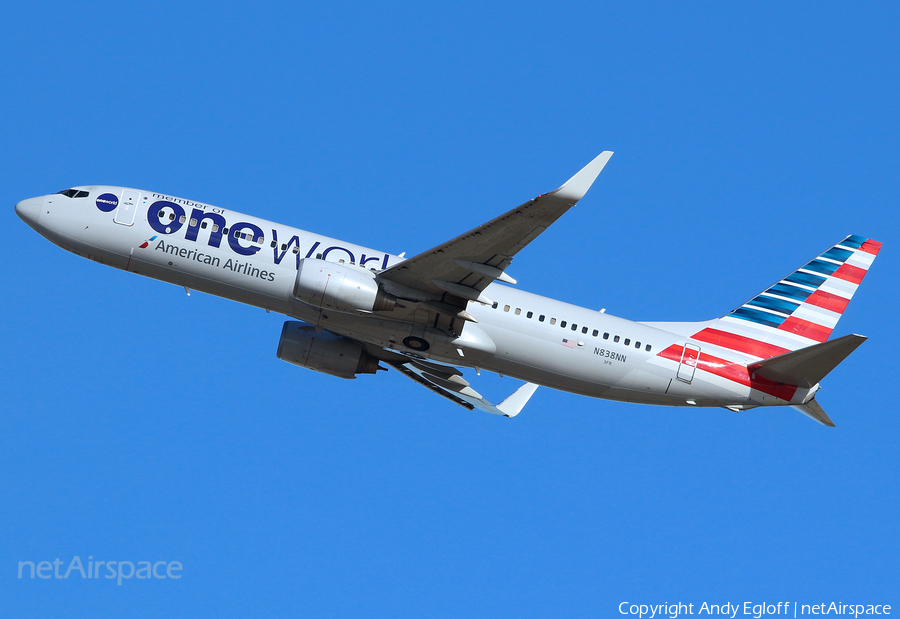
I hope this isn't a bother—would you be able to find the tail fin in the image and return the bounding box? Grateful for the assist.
[692,235,881,359]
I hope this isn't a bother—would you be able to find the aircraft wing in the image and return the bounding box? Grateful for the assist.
[379,152,613,308]
[384,356,539,418]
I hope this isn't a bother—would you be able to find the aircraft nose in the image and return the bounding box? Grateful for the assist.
[15,196,42,229]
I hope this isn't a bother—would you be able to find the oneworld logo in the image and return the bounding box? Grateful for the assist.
[144,196,392,270]
[95,193,119,212]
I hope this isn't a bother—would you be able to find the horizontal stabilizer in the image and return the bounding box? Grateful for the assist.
[748,334,866,388]
[791,399,836,427]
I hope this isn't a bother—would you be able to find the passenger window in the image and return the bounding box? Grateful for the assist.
[603,333,609,340]
[515,308,521,316]
[539,315,545,322]
[281,244,287,250]
[582,326,588,334]
[635,341,641,348]
[222,227,228,235]
[492,302,498,309]
[179,215,186,224]
[571,323,577,331]
[526,311,533,319]
[212,224,219,233]
[624,339,630,346]
[201,221,208,229]
[190,218,197,227]
[158,210,165,218]
[550,318,557,325]
[592,329,598,337]
[270,241,276,248]
[614,335,620,343]
[169,213,176,221]
[645,344,652,352]
[504,305,510,312]
[560,321,567,328]
[292,247,300,254]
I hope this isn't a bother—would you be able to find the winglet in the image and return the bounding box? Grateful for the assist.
[551,151,614,202]
[497,382,540,418]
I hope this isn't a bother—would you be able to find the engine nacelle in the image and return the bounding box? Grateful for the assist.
[293,259,396,314]
[276,321,381,379]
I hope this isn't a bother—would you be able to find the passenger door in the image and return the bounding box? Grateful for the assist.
[114,189,141,226]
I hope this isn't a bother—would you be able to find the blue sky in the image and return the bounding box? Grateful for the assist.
[2,1,897,617]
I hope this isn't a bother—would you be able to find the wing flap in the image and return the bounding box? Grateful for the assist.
[386,358,539,417]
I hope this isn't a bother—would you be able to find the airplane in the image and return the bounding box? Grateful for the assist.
[15,152,881,426]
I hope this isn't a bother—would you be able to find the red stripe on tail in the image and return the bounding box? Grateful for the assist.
[804,290,850,314]
[860,239,882,255]
[832,263,866,285]
[778,316,832,342]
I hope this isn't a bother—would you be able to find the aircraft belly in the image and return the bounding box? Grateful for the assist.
[480,326,631,398]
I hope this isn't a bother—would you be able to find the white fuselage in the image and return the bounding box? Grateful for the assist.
[16,186,813,410]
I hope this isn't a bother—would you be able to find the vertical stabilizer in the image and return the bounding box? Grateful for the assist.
[690,235,881,360]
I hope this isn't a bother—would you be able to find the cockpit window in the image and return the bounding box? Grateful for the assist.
[56,189,89,198]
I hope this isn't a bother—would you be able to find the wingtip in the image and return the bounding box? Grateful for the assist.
[497,382,540,418]
[551,151,614,202]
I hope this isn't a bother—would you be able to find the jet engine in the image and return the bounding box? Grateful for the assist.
[292,259,396,314]
[276,321,381,379]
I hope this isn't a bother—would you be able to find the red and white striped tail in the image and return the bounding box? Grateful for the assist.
[691,235,881,360]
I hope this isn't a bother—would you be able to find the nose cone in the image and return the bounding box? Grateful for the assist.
[15,196,43,229]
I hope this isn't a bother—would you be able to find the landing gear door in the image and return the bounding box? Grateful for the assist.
[114,189,141,226]
[676,343,700,383]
